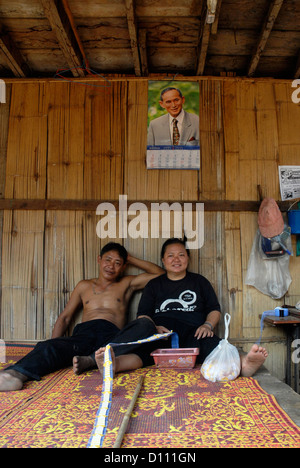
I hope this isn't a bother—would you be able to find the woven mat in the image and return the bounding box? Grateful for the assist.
[1,344,300,448]
[0,344,102,448]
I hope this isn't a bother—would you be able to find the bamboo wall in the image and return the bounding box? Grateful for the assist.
[0,77,300,380]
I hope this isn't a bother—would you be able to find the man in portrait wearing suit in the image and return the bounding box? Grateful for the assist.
[147,87,200,147]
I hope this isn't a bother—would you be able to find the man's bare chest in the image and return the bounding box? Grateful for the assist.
[82,281,130,310]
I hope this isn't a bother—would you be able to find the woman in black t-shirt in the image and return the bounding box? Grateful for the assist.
[136,238,222,365]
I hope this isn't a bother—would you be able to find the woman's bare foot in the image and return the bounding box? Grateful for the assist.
[72,355,95,375]
[0,370,27,392]
[241,344,268,377]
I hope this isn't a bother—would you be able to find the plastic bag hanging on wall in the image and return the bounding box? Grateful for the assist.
[246,197,293,299]
[245,229,292,300]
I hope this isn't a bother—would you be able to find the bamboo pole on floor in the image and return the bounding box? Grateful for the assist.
[113,375,145,448]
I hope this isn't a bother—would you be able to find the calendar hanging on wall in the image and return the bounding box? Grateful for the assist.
[147,81,200,170]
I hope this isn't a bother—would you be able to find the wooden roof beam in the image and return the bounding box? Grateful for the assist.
[196,21,211,76]
[40,0,85,77]
[0,26,31,78]
[138,29,148,77]
[125,0,142,77]
[196,1,218,75]
[211,0,223,36]
[247,0,285,77]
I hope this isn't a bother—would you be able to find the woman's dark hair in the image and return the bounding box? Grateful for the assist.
[160,237,190,259]
[100,242,128,264]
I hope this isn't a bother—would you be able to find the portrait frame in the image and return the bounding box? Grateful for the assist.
[147,80,200,170]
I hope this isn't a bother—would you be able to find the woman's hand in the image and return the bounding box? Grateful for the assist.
[156,325,171,335]
[194,324,214,339]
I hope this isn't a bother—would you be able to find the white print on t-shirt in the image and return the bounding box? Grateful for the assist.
[156,290,197,314]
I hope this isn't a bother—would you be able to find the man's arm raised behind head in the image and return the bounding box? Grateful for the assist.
[126,254,164,291]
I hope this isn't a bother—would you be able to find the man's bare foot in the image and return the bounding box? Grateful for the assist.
[95,346,116,380]
[241,344,268,377]
[0,370,27,392]
[73,356,95,375]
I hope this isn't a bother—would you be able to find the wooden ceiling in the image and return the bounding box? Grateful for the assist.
[0,0,300,80]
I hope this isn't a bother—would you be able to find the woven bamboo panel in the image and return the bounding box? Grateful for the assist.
[83,81,126,200]
[5,83,47,200]
[46,82,85,200]
[43,211,85,335]
[223,80,282,201]
[1,210,45,340]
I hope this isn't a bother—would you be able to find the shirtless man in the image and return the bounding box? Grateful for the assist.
[0,242,163,392]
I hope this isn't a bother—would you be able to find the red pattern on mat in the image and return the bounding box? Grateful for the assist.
[1,345,300,448]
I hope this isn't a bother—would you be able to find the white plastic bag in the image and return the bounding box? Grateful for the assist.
[245,229,292,300]
[201,314,241,382]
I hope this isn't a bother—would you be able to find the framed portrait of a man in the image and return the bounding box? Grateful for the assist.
[147,81,200,170]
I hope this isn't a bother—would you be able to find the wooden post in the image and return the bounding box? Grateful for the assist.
[0,84,10,337]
